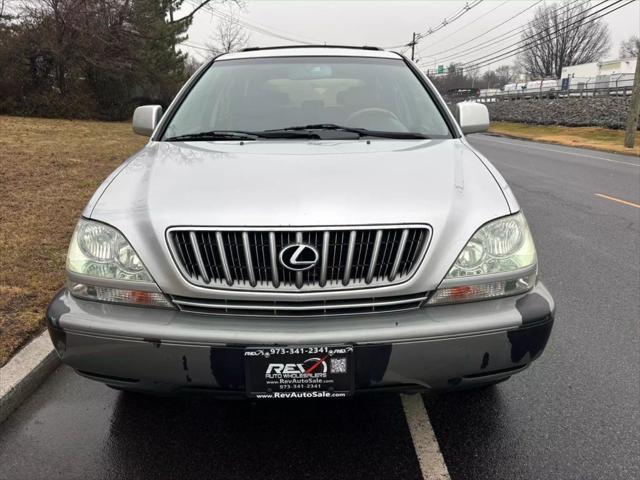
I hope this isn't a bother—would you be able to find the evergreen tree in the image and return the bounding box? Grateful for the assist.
[130,0,191,105]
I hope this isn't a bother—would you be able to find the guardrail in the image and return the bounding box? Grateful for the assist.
[476,87,632,103]
[470,77,635,103]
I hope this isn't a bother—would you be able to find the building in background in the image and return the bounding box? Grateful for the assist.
[560,57,637,91]
[561,57,637,78]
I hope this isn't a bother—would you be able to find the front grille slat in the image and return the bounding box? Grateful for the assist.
[173,232,196,277]
[258,232,269,285]
[215,232,233,286]
[268,232,280,288]
[242,232,257,287]
[402,229,425,276]
[201,232,220,281]
[376,230,393,281]
[342,230,357,286]
[189,231,210,284]
[227,233,243,284]
[353,231,366,281]
[295,232,304,289]
[389,229,409,281]
[319,231,329,287]
[169,226,430,292]
[366,230,383,284]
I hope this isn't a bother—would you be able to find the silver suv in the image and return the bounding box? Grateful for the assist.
[46,46,554,398]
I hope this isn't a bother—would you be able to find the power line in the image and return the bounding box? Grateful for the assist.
[416,0,544,62]
[181,41,212,53]
[458,0,626,69]
[420,0,509,50]
[415,0,485,42]
[417,0,585,68]
[456,0,634,73]
[186,1,319,46]
[209,6,318,45]
[179,1,322,58]
[384,0,484,49]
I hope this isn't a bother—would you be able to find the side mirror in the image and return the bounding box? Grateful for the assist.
[455,102,489,134]
[132,105,163,137]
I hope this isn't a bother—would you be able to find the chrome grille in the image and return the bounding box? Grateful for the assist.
[168,226,431,291]
[172,292,429,317]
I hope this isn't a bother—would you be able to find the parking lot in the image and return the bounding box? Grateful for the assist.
[0,135,638,479]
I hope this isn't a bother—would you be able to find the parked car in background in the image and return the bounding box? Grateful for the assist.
[46,46,554,399]
[524,79,560,98]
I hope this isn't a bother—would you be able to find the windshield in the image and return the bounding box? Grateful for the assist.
[161,56,452,140]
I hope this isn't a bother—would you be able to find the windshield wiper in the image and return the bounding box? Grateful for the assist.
[164,131,260,142]
[164,129,320,142]
[263,124,430,139]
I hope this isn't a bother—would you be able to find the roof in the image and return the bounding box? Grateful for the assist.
[217,45,402,61]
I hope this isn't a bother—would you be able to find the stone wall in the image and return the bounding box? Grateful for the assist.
[484,96,632,129]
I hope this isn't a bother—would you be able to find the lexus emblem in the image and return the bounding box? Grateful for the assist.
[279,244,319,271]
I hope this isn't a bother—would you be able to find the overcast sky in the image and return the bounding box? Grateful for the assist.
[179,0,640,73]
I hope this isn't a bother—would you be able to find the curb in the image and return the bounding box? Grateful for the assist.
[484,130,639,157]
[0,331,60,424]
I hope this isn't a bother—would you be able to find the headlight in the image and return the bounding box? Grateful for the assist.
[66,219,173,308]
[446,212,536,278]
[67,219,152,281]
[427,212,537,305]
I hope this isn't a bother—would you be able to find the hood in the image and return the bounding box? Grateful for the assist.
[87,139,512,296]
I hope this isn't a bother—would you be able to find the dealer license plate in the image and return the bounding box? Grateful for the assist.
[245,346,354,399]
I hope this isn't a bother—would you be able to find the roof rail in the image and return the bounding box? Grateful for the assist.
[239,45,383,52]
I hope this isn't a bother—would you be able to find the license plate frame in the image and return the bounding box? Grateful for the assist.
[244,346,354,399]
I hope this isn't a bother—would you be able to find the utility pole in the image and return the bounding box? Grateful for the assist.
[624,52,640,148]
[410,32,417,62]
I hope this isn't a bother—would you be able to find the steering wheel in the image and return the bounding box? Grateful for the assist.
[345,108,407,131]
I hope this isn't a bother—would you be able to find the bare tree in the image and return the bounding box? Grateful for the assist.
[0,0,12,20]
[170,1,218,25]
[494,65,516,86]
[482,64,518,89]
[184,55,202,76]
[206,5,249,55]
[620,35,640,58]
[465,63,481,87]
[481,70,499,89]
[520,1,610,78]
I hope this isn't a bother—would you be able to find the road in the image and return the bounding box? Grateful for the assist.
[427,135,640,480]
[1,135,638,480]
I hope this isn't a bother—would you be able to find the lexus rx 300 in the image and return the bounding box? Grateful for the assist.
[46,46,554,398]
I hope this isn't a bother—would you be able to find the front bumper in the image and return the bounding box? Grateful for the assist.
[46,283,554,394]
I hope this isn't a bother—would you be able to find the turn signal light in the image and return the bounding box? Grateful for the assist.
[426,274,536,305]
[68,281,174,309]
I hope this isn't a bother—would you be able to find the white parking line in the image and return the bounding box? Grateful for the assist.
[401,394,450,480]
[474,135,640,167]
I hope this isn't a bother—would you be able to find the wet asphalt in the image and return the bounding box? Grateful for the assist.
[1,135,639,479]
[0,366,420,479]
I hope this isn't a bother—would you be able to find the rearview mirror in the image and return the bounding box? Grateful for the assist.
[132,105,163,137]
[455,102,489,134]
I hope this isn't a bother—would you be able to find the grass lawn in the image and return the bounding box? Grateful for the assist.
[488,121,640,156]
[0,116,146,367]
